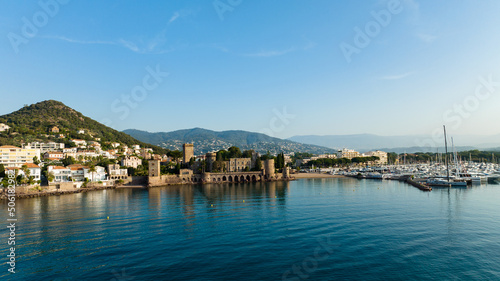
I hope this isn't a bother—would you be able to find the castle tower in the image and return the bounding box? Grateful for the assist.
[183,143,194,164]
[264,159,275,179]
[205,152,216,172]
[283,166,290,179]
[149,159,160,177]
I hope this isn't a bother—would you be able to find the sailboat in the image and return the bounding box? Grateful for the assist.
[427,126,467,187]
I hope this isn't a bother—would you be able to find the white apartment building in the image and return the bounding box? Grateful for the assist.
[47,166,71,182]
[23,142,65,154]
[337,148,360,159]
[0,145,41,168]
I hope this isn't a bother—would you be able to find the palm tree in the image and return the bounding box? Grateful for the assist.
[88,165,96,182]
[47,172,55,183]
[21,164,30,184]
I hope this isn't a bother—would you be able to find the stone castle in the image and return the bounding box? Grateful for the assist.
[148,144,292,187]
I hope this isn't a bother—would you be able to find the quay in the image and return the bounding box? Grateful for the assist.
[346,174,432,192]
[406,178,432,192]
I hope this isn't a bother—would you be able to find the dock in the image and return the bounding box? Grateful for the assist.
[406,178,432,191]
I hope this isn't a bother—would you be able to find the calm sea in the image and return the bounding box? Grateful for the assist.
[1,178,500,280]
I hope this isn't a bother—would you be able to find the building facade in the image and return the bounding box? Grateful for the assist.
[363,150,388,164]
[0,145,41,168]
[229,158,251,172]
[121,156,142,168]
[337,148,360,159]
[23,142,65,154]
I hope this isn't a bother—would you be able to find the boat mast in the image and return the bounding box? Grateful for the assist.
[444,125,450,183]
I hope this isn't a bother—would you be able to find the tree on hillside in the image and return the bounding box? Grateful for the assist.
[168,150,182,162]
[242,150,254,158]
[227,146,242,158]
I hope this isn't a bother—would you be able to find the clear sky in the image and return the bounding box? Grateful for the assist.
[1,0,500,139]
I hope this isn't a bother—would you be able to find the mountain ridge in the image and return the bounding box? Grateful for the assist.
[288,133,500,152]
[123,128,336,155]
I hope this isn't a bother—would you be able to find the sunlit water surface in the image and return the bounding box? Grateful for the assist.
[1,178,500,280]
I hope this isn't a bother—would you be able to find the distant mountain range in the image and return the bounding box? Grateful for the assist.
[288,134,500,153]
[123,128,336,155]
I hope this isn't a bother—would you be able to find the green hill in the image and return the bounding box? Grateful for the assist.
[0,100,168,154]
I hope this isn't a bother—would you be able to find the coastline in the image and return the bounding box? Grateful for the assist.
[1,175,347,200]
[293,173,346,179]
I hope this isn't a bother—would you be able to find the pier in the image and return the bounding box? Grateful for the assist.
[406,178,432,192]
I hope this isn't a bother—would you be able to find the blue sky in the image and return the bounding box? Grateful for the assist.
[1,0,500,139]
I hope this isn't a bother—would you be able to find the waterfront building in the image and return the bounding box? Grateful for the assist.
[84,166,106,182]
[25,163,41,181]
[363,150,388,164]
[5,163,41,181]
[0,145,41,168]
[47,165,71,182]
[67,164,86,181]
[108,164,128,180]
[337,148,360,159]
[229,158,251,172]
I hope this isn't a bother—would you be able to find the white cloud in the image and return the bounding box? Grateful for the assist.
[168,12,180,24]
[41,10,194,54]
